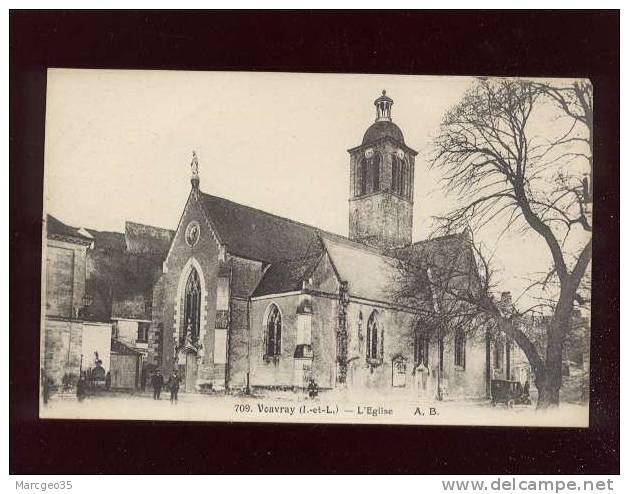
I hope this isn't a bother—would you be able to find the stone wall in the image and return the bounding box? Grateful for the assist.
[43,318,84,388]
[147,274,166,367]
[342,300,417,390]
[349,193,413,249]
[249,294,302,388]
[227,255,264,389]
[309,294,338,389]
[45,240,87,318]
[440,331,488,399]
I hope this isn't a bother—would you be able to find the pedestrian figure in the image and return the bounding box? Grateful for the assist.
[307,378,318,399]
[42,371,50,405]
[105,371,111,391]
[412,362,427,399]
[168,370,181,403]
[151,369,164,400]
[76,375,87,402]
[522,380,531,405]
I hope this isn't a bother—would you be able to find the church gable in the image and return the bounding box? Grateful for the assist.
[309,250,341,295]
[163,190,223,271]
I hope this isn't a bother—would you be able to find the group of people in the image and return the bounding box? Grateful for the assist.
[150,369,181,403]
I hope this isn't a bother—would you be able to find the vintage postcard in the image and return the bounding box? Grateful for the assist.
[40,70,592,426]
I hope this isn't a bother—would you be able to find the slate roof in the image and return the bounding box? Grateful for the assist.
[321,236,403,304]
[199,192,346,264]
[46,214,92,244]
[393,232,474,274]
[125,221,174,258]
[252,252,325,297]
[85,229,126,252]
[392,231,481,298]
[111,339,142,356]
[362,120,405,145]
[197,192,448,305]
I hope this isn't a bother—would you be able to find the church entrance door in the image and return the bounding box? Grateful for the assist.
[185,352,197,393]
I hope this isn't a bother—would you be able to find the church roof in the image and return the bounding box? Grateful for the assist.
[199,191,347,264]
[197,192,411,301]
[393,232,473,268]
[321,236,412,304]
[252,252,324,297]
[197,192,468,307]
[362,120,405,145]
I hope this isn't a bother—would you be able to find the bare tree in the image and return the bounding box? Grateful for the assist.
[390,231,544,403]
[424,78,592,408]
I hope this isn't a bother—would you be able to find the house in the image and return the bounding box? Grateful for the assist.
[42,216,173,391]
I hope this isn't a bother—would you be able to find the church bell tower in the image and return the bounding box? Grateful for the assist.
[348,91,417,250]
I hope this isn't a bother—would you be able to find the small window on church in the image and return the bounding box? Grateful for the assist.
[264,304,282,358]
[414,328,429,366]
[371,153,380,192]
[137,322,149,343]
[402,160,409,198]
[359,158,368,196]
[392,156,400,195]
[454,329,466,369]
[357,311,364,354]
[392,155,409,197]
[494,338,504,370]
[366,310,380,360]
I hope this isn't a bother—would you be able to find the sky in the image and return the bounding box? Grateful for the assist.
[44,69,567,305]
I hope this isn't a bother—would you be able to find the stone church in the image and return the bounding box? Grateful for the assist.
[43,91,505,399]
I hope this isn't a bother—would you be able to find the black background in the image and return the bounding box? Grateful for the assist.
[10,10,619,474]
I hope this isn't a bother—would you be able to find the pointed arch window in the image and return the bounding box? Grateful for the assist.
[392,155,409,198]
[357,311,364,354]
[264,304,282,358]
[366,310,380,360]
[183,268,201,342]
[356,153,381,197]
[493,337,504,370]
[371,153,380,192]
[358,158,368,196]
[414,328,430,366]
[392,156,401,195]
[454,329,466,369]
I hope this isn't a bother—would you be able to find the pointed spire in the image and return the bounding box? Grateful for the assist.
[374,89,394,122]
[190,150,200,189]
